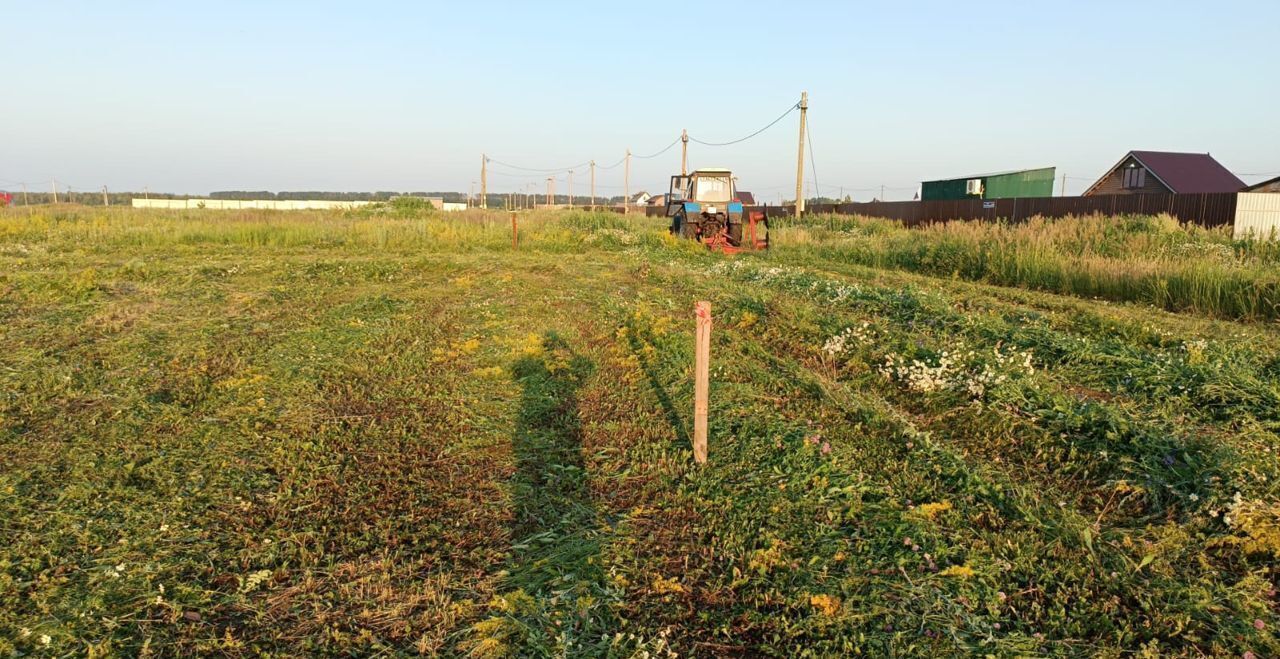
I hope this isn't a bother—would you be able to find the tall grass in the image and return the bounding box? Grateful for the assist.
[0,206,673,253]
[7,205,1279,320]
[776,213,1280,321]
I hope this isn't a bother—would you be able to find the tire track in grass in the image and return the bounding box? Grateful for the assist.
[223,259,534,656]
[459,256,655,657]
[464,333,617,656]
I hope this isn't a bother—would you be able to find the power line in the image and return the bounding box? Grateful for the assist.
[631,136,681,159]
[484,156,590,173]
[487,169,561,180]
[688,101,799,147]
[806,115,819,199]
[594,154,627,170]
[483,98,801,187]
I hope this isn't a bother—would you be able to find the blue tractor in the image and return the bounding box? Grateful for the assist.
[667,168,768,252]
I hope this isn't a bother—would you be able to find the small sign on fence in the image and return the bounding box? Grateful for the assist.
[983,201,996,209]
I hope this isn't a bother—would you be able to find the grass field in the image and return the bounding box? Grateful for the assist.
[2,206,1278,657]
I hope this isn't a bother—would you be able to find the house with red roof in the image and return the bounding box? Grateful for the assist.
[1083,150,1245,196]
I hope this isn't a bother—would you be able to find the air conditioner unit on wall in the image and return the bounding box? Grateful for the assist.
[966,179,984,196]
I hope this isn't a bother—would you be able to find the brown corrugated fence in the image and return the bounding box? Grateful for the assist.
[644,193,1238,228]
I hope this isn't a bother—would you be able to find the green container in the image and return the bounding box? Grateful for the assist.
[921,167,1056,200]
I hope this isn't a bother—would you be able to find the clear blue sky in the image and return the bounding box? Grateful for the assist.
[3,0,1278,199]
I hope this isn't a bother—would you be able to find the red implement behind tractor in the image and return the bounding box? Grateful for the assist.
[666,168,768,253]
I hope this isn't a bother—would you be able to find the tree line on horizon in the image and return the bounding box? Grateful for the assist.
[0,189,856,208]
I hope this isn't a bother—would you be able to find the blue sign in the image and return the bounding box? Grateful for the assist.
[983,201,996,209]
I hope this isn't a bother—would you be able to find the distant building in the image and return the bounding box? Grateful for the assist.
[1244,175,1280,193]
[630,191,651,205]
[1083,151,1244,196]
[736,190,756,205]
[647,193,669,206]
[921,167,1055,201]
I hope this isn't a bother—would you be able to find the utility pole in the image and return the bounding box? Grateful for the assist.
[469,182,475,208]
[881,185,885,202]
[567,170,574,209]
[1061,173,1067,197]
[681,128,689,175]
[143,186,150,200]
[546,177,553,206]
[624,148,631,214]
[51,179,58,204]
[794,91,808,218]
[102,185,109,206]
[480,154,488,209]
[21,182,28,206]
[589,160,595,207]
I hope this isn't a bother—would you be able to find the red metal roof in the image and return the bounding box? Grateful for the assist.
[1128,151,1245,193]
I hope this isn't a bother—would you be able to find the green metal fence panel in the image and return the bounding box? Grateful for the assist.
[983,167,1056,199]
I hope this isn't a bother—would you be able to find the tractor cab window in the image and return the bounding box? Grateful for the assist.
[693,175,731,203]
[669,175,691,201]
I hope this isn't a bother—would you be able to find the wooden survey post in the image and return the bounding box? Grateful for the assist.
[693,301,711,464]
[511,212,518,250]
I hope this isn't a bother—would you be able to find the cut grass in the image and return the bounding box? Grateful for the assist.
[1,206,1278,656]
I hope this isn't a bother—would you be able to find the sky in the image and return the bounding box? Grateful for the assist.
[3,0,1278,200]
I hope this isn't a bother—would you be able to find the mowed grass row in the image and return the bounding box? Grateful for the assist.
[1,206,1278,656]
[0,244,532,654]
[603,256,1279,656]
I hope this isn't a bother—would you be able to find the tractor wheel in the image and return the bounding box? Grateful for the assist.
[680,216,699,239]
[727,221,744,246]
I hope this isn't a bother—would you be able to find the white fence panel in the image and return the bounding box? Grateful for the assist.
[1234,193,1280,240]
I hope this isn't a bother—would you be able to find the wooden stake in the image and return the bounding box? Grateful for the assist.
[693,300,711,464]
[511,211,518,249]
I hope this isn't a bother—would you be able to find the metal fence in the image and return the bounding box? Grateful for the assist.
[644,192,1239,228]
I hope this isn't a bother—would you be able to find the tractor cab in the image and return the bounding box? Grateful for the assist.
[667,168,767,252]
